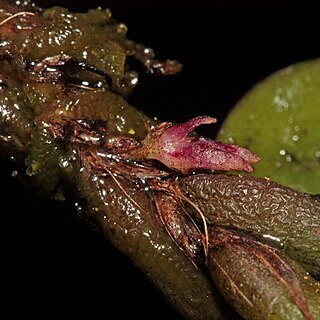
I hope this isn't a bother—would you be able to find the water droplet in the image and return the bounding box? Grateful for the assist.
[273,93,289,112]
[81,81,90,87]
[11,170,18,177]
[104,8,112,19]
[117,23,127,34]
[59,154,73,169]
[143,47,154,58]
[288,115,294,124]
[285,154,292,162]
[60,160,69,168]
[292,134,299,142]
[279,149,286,156]
[227,137,235,144]
[130,77,138,85]
[262,234,282,246]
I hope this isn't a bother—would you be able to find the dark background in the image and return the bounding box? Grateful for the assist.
[1,0,320,318]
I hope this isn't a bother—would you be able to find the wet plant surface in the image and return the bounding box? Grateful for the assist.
[1,1,320,319]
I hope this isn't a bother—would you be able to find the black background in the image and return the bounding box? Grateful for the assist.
[1,0,320,318]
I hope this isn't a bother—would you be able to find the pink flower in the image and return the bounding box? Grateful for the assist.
[139,116,260,174]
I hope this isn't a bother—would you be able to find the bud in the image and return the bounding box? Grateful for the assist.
[208,227,320,320]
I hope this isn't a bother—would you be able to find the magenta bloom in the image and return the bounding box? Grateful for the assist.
[138,116,260,174]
